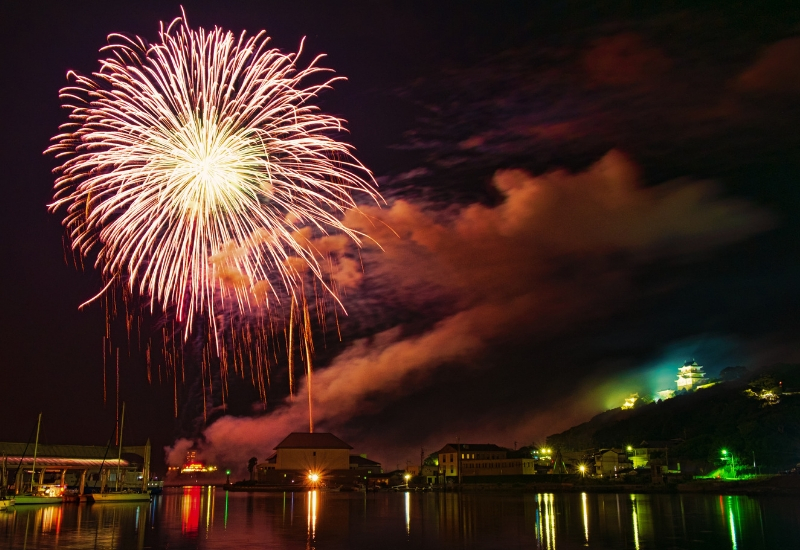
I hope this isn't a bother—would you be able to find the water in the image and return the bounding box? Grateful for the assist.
[0,488,798,549]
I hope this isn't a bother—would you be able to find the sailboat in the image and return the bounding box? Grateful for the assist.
[14,413,63,505]
[0,454,14,510]
[91,403,150,503]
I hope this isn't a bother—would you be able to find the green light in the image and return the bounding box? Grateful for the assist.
[226,469,231,475]
[626,446,632,452]
[721,449,728,455]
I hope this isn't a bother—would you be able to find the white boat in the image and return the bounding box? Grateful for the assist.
[0,497,14,510]
[90,491,150,503]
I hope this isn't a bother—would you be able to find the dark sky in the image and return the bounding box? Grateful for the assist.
[2,0,800,474]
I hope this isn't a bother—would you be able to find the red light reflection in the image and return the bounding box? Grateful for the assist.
[181,486,201,535]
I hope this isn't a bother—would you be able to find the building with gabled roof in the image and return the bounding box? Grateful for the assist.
[349,454,382,473]
[273,432,352,472]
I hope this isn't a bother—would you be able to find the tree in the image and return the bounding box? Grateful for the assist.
[247,457,258,480]
[720,366,748,382]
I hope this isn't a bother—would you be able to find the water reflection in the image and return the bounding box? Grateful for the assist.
[0,489,796,549]
[631,494,641,550]
[307,489,317,547]
[181,486,201,535]
[404,491,410,535]
[582,492,589,543]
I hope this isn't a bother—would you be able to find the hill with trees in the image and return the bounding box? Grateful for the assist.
[546,364,800,471]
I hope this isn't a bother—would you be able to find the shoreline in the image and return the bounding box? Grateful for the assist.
[212,475,800,497]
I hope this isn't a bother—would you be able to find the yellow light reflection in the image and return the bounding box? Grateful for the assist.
[41,506,63,536]
[581,492,589,543]
[539,493,556,550]
[206,485,213,531]
[307,489,318,546]
[631,494,640,550]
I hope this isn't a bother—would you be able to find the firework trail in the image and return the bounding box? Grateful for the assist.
[47,11,379,421]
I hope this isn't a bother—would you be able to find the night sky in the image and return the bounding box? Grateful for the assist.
[2,0,800,475]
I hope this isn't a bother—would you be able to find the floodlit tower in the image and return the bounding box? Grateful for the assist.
[676,360,706,391]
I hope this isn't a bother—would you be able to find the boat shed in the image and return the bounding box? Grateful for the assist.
[0,441,151,495]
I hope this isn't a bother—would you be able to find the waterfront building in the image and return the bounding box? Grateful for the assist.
[274,432,352,471]
[255,432,372,487]
[629,440,682,473]
[435,443,507,480]
[593,449,632,477]
[0,441,151,495]
[460,457,536,476]
[348,455,382,474]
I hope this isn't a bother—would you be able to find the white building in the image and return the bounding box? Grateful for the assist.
[676,360,707,391]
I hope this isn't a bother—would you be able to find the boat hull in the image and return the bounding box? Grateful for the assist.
[14,495,62,505]
[0,498,14,510]
[90,492,151,503]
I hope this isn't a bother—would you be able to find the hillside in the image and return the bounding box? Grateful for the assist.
[546,364,800,470]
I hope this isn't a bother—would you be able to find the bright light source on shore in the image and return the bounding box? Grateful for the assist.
[308,472,320,483]
[404,474,411,481]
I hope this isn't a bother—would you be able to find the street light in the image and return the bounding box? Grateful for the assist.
[404,473,411,488]
[308,472,320,486]
[579,464,586,478]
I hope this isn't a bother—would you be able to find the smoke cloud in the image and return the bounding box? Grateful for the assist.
[167,150,772,470]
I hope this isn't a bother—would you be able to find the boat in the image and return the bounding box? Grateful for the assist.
[13,414,63,506]
[92,403,150,504]
[147,479,164,495]
[14,494,62,505]
[0,455,14,509]
[90,491,150,503]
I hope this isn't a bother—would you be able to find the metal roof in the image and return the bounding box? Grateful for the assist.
[0,442,146,460]
[274,433,352,450]
[2,457,129,468]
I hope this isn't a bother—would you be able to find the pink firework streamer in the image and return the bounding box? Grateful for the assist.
[47,11,380,416]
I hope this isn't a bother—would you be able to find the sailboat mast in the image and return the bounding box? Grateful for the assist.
[30,413,41,492]
[116,402,125,491]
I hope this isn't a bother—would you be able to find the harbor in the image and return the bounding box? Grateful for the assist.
[0,408,157,508]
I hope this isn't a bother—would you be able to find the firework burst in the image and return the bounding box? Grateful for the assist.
[47,12,379,419]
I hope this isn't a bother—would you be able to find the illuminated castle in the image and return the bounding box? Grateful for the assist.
[654,359,716,401]
[676,360,706,391]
